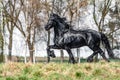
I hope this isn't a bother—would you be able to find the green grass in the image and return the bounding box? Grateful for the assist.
[0,61,119,80]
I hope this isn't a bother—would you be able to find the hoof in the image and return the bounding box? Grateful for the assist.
[47,57,50,63]
[106,59,110,62]
[87,57,93,62]
[49,50,56,58]
[68,60,76,64]
[109,53,115,59]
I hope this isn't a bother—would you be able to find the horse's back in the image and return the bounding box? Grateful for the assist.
[70,29,101,38]
[84,29,101,39]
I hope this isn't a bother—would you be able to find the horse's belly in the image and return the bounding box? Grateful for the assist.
[70,40,86,48]
[64,37,86,48]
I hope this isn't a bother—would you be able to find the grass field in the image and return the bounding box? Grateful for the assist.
[0,61,120,80]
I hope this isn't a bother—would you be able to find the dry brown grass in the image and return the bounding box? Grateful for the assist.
[0,61,119,80]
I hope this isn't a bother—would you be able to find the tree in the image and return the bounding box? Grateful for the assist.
[1,0,21,61]
[13,0,52,63]
[92,0,112,61]
[108,0,120,58]
[0,6,4,62]
[13,0,42,63]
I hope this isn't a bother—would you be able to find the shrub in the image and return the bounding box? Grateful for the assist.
[23,67,31,74]
[75,71,84,78]
[6,76,16,80]
[18,75,29,80]
[46,73,72,80]
[85,65,92,71]
[92,69,102,76]
[32,70,43,77]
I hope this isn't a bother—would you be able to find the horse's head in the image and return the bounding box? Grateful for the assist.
[45,13,59,31]
[45,13,70,31]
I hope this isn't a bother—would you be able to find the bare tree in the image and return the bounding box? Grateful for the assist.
[0,7,4,62]
[1,0,21,61]
[93,0,113,61]
[108,1,120,58]
[93,0,111,32]
[14,0,51,63]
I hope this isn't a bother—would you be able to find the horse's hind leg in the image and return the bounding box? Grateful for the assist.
[87,51,98,62]
[87,41,100,62]
[88,47,110,62]
[97,48,110,62]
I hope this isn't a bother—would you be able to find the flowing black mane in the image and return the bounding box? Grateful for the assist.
[53,14,83,33]
[52,13,71,30]
[45,13,114,63]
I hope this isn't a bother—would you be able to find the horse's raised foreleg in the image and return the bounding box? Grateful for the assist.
[65,48,76,64]
[47,45,57,57]
[46,45,60,63]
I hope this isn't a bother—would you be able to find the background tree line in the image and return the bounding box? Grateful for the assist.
[0,0,120,63]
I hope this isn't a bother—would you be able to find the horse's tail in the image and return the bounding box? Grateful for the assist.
[100,33,114,59]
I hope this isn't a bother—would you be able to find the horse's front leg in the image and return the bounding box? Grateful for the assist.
[46,46,50,63]
[46,45,59,63]
[65,47,76,64]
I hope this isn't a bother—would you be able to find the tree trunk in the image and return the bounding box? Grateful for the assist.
[29,50,34,63]
[28,42,34,63]
[8,32,13,61]
[24,42,27,63]
[60,50,64,63]
[0,34,4,63]
[77,48,80,63]
[47,31,50,62]
[112,33,114,49]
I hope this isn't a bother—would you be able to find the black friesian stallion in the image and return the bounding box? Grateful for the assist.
[45,13,114,63]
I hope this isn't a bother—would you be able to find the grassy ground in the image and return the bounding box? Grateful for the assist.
[0,61,120,80]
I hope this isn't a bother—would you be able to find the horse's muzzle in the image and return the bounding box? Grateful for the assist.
[45,25,49,31]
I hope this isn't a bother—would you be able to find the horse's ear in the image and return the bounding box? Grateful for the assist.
[50,13,56,18]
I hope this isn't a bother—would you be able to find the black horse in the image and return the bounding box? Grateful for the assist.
[45,13,114,63]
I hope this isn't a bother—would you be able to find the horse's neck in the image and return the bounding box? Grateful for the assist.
[53,26,64,43]
[53,19,69,43]
[54,27,63,37]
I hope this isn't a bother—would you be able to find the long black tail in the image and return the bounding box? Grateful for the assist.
[100,33,114,59]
